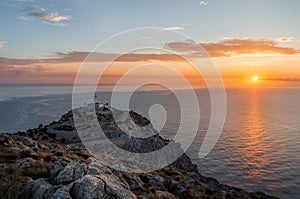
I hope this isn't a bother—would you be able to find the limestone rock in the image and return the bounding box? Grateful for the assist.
[70,175,105,199]
[49,160,87,185]
[28,178,53,199]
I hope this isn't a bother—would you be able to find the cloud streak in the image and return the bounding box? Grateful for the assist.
[1,38,299,69]
[0,41,5,49]
[163,26,184,31]
[22,7,72,26]
[28,11,72,26]
[18,0,34,2]
[199,0,208,6]
[165,39,300,57]
[263,78,300,82]
[275,37,294,43]
[0,52,184,68]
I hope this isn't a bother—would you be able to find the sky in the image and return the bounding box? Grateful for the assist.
[0,0,300,87]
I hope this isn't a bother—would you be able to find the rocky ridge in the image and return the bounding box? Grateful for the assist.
[0,106,279,199]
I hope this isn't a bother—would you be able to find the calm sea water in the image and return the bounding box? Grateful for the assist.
[0,85,299,198]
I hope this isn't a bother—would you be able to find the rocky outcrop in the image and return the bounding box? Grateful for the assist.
[0,105,279,199]
[47,107,198,173]
[27,158,136,199]
[0,132,136,199]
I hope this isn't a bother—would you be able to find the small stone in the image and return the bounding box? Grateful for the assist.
[149,175,165,186]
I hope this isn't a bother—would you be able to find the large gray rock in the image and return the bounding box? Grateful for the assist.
[46,185,73,199]
[48,160,68,180]
[28,178,73,199]
[48,160,87,185]
[70,175,105,199]
[99,173,137,199]
[87,157,110,175]
[28,178,53,199]
[27,160,136,199]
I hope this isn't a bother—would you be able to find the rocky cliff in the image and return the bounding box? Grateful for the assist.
[0,106,279,199]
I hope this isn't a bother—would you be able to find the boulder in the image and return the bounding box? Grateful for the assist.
[70,175,105,199]
[48,159,68,181]
[28,178,53,199]
[46,185,73,199]
[100,174,138,199]
[49,160,86,185]
[87,158,108,175]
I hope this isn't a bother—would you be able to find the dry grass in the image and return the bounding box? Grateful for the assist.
[150,167,185,183]
[21,166,49,180]
[64,148,93,163]
[37,151,57,162]
[0,145,20,163]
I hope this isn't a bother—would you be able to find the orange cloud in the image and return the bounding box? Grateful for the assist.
[1,38,298,69]
[1,38,299,85]
[165,39,299,57]
[0,52,184,68]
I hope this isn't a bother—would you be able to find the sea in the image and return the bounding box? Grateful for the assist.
[0,84,299,199]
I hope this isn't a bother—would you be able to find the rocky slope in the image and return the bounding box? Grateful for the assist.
[0,106,279,199]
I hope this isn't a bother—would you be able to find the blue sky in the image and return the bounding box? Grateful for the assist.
[1,0,299,58]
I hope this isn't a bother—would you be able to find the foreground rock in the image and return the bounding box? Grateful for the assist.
[29,159,136,199]
[0,132,136,199]
[0,106,279,199]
